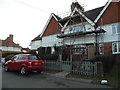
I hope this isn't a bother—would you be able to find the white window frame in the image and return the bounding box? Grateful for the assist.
[73,45,87,55]
[99,44,104,55]
[112,24,120,34]
[112,42,120,54]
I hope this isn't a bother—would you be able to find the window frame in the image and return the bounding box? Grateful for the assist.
[112,42,120,54]
[99,43,104,55]
[112,24,120,34]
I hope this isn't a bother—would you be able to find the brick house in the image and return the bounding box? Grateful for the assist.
[30,0,119,61]
[30,13,62,54]
[58,0,120,61]
[0,34,22,53]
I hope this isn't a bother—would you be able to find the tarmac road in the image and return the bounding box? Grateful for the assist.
[2,68,112,89]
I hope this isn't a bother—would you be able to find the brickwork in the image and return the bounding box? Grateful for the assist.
[42,17,61,36]
[104,42,112,55]
[97,2,120,25]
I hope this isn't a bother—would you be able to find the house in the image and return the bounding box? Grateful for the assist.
[21,48,31,53]
[30,0,119,61]
[57,0,120,61]
[30,13,62,54]
[0,34,22,53]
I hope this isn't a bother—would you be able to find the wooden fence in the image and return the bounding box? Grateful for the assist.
[44,61,103,76]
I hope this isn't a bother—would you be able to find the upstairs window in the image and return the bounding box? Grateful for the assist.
[71,25,84,33]
[112,24,120,34]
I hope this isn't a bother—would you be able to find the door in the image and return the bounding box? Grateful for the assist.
[13,55,26,71]
[8,55,18,70]
[61,61,72,72]
[88,45,95,59]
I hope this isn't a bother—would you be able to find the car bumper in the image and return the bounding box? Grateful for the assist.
[27,65,44,71]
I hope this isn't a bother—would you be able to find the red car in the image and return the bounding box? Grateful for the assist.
[4,54,44,75]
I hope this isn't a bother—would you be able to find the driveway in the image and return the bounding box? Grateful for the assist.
[2,68,112,89]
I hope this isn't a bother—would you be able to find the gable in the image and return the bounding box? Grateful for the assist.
[97,2,120,25]
[42,16,61,36]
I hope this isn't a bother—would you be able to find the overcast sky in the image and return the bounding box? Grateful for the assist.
[0,0,108,48]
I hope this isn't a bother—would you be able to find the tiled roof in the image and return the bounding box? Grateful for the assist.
[59,6,104,25]
[31,34,41,42]
[83,6,104,22]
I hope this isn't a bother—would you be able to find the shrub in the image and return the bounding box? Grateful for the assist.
[94,55,115,74]
[39,53,59,61]
[4,54,15,62]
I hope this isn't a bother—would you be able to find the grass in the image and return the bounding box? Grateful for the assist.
[66,64,120,88]
[92,64,120,88]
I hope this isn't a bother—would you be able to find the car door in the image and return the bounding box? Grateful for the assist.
[8,55,18,70]
[13,55,26,71]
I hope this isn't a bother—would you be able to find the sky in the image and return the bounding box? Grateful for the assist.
[0,0,108,48]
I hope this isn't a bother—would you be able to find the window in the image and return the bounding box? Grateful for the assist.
[71,25,84,33]
[112,24,120,34]
[28,55,39,60]
[17,55,25,60]
[117,25,120,34]
[112,42,120,54]
[11,56,18,60]
[99,44,104,54]
[73,45,87,55]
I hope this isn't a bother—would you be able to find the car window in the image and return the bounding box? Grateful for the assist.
[28,55,39,60]
[11,56,18,60]
[17,55,25,60]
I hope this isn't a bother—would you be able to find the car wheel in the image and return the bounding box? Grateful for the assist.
[20,67,27,75]
[37,70,42,73]
[4,65,9,72]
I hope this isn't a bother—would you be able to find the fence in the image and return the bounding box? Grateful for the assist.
[44,61,103,76]
[44,61,61,71]
[72,61,97,75]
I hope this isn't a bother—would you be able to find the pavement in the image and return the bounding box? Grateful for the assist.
[0,66,2,90]
[44,71,92,84]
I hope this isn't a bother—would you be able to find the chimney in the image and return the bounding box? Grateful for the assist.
[9,34,13,41]
[71,2,84,12]
[6,34,14,46]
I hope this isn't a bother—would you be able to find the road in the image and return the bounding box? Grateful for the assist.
[2,67,112,89]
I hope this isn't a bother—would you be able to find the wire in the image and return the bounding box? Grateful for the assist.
[13,0,50,14]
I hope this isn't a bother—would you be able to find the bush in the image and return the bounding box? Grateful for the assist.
[2,52,22,58]
[4,54,15,62]
[39,53,59,61]
[94,55,115,74]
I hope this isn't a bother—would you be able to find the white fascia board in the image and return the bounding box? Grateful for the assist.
[61,20,70,32]
[61,7,96,32]
[61,9,76,32]
[40,13,53,38]
[94,0,112,23]
[75,8,95,26]
[52,13,63,27]
[40,13,62,38]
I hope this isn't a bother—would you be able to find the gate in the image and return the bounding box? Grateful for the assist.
[61,61,72,72]
[45,61,103,76]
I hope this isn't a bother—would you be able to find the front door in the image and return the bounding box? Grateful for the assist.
[88,45,95,59]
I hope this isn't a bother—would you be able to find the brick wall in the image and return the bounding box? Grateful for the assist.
[104,42,112,55]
